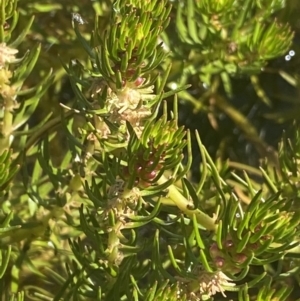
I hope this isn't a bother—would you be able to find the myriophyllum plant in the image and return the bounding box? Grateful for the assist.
[0,0,299,300]
[56,0,300,300]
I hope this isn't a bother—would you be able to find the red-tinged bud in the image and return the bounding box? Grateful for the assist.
[215,256,225,268]
[125,69,136,78]
[146,170,157,180]
[235,253,248,264]
[210,242,222,258]
[224,239,234,249]
[134,77,144,87]
[248,242,259,251]
[146,160,154,167]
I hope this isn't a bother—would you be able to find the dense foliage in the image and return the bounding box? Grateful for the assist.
[1,0,300,300]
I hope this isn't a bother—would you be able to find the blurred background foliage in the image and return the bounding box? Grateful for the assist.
[2,0,300,300]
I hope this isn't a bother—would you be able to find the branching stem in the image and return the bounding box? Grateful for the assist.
[157,175,217,231]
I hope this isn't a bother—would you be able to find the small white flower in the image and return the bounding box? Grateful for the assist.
[177,269,236,300]
[0,43,18,68]
[198,270,235,298]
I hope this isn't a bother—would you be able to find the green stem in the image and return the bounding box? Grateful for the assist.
[157,175,217,231]
[107,221,122,264]
[0,98,14,150]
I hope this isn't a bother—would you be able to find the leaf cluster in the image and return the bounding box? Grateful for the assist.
[0,1,300,301]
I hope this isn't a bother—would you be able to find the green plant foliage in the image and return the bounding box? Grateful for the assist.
[174,0,293,76]
[0,0,300,300]
[163,0,295,161]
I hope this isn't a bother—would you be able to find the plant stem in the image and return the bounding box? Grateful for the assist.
[0,98,14,150]
[157,175,217,231]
